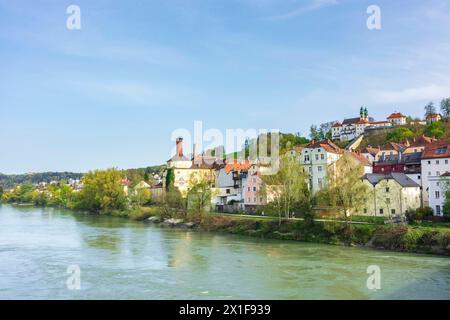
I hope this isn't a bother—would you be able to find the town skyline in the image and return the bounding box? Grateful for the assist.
[1,0,450,174]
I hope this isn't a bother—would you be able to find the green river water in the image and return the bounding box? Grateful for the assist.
[0,204,449,299]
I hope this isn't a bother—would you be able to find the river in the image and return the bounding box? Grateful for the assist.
[0,204,449,299]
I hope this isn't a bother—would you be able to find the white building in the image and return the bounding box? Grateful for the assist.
[300,139,343,194]
[387,112,407,126]
[421,140,450,215]
[332,107,391,141]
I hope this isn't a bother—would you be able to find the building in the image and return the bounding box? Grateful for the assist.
[387,112,407,126]
[300,139,343,194]
[165,137,219,197]
[426,113,442,124]
[213,160,251,212]
[332,107,391,141]
[421,140,450,214]
[360,146,380,164]
[363,173,421,217]
[374,142,406,162]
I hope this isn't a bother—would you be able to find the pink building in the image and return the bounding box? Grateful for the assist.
[243,173,265,207]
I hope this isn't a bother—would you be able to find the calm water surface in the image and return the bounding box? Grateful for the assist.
[0,204,449,299]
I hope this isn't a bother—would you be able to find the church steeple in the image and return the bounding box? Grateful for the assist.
[364,107,368,120]
[360,106,364,120]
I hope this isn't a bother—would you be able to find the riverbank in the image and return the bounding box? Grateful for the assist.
[4,203,450,256]
[134,206,450,257]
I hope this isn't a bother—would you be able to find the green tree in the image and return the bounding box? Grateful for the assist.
[187,172,216,214]
[260,155,311,224]
[387,127,414,142]
[130,186,151,207]
[316,153,370,224]
[76,169,127,213]
[440,98,450,118]
[424,101,436,117]
[425,121,445,139]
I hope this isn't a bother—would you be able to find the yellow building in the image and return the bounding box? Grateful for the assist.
[363,173,421,217]
[165,137,218,197]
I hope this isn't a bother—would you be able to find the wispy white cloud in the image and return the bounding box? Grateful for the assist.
[370,84,450,104]
[263,0,338,21]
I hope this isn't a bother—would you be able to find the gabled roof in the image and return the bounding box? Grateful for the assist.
[306,139,343,154]
[422,140,450,159]
[387,112,406,119]
[379,142,406,152]
[224,160,251,174]
[288,146,305,152]
[361,146,380,156]
[342,117,361,125]
[426,113,442,119]
[167,154,190,162]
[332,122,342,128]
[364,173,419,188]
[409,135,436,147]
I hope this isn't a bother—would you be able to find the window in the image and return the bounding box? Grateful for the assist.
[428,172,431,176]
[446,160,449,164]
[386,198,390,204]
[318,166,323,172]
[391,209,396,214]
[259,197,263,203]
[253,197,256,203]
[247,197,251,202]
[315,154,319,161]
[321,154,325,160]
[318,178,323,188]
[436,147,447,154]
[304,155,310,162]
[385,187,389,193]
[226,189,230,194]
[379,209,384,215]
[435,191,440,199]
[247,187,250,192]
[436,205,441,215]
[253,186,256,192]
[363,208,367,214]
[418,175,421,180]
[436,160,440,164]
[428,161,431,164]
[437,171,440,176]
[252,177,256,183]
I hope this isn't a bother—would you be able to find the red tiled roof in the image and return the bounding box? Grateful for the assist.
[422,140,450,159]
[306,139,343,154]
[426,113,441,118]
[362,146,380,156]
[289,146,304,152]
[387,112,406,119]
[224,160,251,174]
[332,122,342,128]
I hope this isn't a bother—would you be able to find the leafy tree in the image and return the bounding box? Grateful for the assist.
[130,186,151,207]
[316,153,370,225]
[309,125,321,140]
[387,127,414,142]
[0,186,3,198]
[187,171,216,214]
[76,169,127,213]
[441,98,450,118]
[260,155,311,224]
[424,101,436,117]
[165,169,175,191]
[425,121,445,139]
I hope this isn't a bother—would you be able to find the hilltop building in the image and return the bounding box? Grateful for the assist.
[331,107,391,141]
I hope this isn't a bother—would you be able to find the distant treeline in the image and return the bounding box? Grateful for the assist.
[0,165,166,190]
[0,172,83,189]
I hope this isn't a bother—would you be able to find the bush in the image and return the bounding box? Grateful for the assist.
[407,207,434,222]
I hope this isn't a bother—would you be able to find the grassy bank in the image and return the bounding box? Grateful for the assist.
[135,206,450,256]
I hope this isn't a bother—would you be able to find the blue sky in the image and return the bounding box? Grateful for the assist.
[1,0,450,174]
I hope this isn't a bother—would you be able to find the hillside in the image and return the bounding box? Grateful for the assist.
[0,172,83,189]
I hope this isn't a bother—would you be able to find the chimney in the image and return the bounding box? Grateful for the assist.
[192,143,197,160]
[176,137,183,157]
